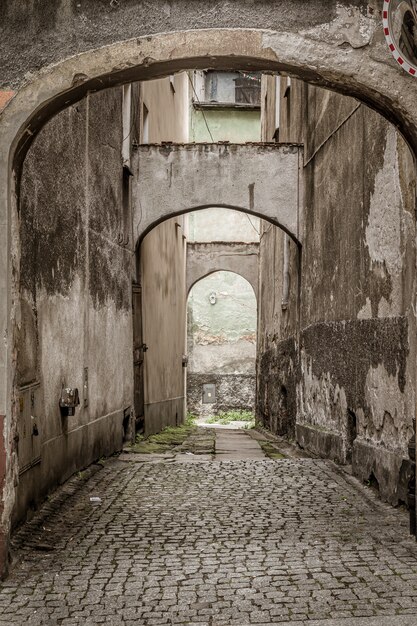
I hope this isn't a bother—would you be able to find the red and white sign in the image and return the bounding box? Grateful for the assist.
[383,0,417,76]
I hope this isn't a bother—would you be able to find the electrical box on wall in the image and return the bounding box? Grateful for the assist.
[202,383,216,404]
[59,387,80,417]
[17,382,41,475]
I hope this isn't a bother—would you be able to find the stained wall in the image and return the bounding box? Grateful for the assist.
[16,87,134,524]
[258,76,416,504]
[135,74,189,435]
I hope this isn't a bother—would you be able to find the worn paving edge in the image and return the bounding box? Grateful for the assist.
[10,462,105,556]
[273,617,417,626]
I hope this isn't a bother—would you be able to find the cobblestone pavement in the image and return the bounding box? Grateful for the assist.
[2,446,417,624]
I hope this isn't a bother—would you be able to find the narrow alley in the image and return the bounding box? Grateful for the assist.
[4,4,417,625]
[1,426,417,625]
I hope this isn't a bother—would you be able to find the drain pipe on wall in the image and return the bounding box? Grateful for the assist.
[282,233,290,310]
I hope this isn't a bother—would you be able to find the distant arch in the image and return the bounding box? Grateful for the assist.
[187,241,259,298]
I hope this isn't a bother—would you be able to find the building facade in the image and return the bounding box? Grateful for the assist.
[258,75,416,505]
[186,71,261,417]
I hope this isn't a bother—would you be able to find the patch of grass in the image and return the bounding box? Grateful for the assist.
[132,441,167,454]
[206,410,254,425]
[185,412,197,426]
[130,421,197,454]
[259,440,286,460]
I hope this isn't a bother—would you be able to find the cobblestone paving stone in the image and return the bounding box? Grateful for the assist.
[1,457,417,625]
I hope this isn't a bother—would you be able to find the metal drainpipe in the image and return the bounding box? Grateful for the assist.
[281,234,290,310]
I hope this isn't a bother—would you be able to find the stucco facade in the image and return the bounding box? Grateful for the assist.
[258,76,416,505]
[16,87,135,526]
[136,75,189,435]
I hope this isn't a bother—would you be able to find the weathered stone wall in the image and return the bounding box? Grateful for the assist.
[15,87,134,525]
[256,219,299,438]
[187,373,255,419]
[186,241,259,297]
[132,143,303,242]
[187,271,257,418]
[258,78,416,505]
[300,89,416,506]
[0,1,375,91]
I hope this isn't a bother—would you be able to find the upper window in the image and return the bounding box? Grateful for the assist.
[203,71,261,106]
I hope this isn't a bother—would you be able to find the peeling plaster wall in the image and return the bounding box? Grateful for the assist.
[187,271,257,418]
[256,219,300,438]
[258,79,416,505]
[14,88,133,526]
[299,89,416,505]
[0,1,372,90]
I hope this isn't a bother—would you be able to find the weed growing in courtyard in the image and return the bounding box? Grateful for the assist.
[186,412,197,426]
[131,420,198,454]
[206,410,254,425]
[258,440,286,460]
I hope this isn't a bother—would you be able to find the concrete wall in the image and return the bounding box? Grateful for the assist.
[186,242,259,297]
[187,208,260,244]
[132,143,303,242]
[16,87,134,525]
[191,108,261,143]
[258,76,417,505]
[187,272,257,418]
[137,75,188,435]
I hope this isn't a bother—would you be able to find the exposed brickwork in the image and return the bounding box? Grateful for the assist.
[0,91,14,112]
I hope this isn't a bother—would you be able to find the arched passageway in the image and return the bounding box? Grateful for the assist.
[186,241,259,299]
[2,5,417,577]
[132,143,303,243]
[187,271,257,421]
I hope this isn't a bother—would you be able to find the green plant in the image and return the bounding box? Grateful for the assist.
[258,440,286,460]
[185,412,197,426]
[206,410,254,425]
[130,421,198,454]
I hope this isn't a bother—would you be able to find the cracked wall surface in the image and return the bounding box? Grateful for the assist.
[13,87,134,527]
[0,1,370,90]
[258,77,416,505]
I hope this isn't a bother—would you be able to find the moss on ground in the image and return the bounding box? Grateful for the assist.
[206,410,254,425]
[131,423,197,454]
[259,440,286,460]
[130,414,216,456]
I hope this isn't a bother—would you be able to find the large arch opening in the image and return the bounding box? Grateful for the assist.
[187,270,257,425]
[1,15,417,577]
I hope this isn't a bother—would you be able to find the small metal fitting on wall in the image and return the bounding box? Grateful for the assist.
[209,291,217,305]
[59,387,80,417]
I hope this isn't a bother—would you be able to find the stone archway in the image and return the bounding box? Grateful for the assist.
[132,143,303,243]
[187,270,258,420]
[2,6,417,575]
[186,242,259,298]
